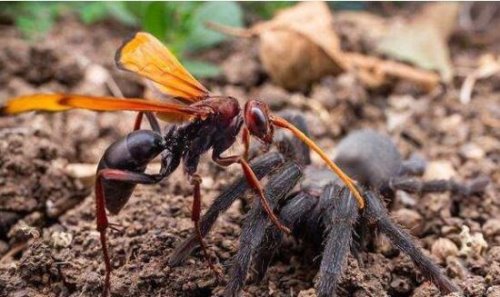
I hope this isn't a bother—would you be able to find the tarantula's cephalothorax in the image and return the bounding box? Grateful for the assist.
[170,114,489,296]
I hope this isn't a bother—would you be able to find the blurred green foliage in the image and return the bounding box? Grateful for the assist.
[1,2,259,77]
[242,2,295,20]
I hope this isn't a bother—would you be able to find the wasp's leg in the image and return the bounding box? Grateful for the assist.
[169,152,284,266]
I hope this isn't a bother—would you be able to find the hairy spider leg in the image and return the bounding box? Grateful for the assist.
[363,191,460,294]
[316,186,359,297]
[388,176,489,196]
[252,191,316,282]
[224,162,302,297]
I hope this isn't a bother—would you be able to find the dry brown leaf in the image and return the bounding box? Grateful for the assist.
[376,3,460,82]
[208,2,345,90]
[253,2,348,69]
[209,1,441,91]
[252,2,346,90]
[258,29,340,90]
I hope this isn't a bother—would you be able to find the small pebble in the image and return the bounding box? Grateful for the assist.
[201,176,214,190]
[298,288,317,297]
[486,286,500,297]
[253,83,290,109]
[392,208,424,236]
[482,219,500,238]
[220,239,233,251]
[397,191,417,207]
[438,114,462,131]
[0,241,8,255]
[431,238,459,263]
[488,247,500,262]
[424,161,457,180]
[375,234,397,257]
[390,276,412,295]
[459,143,485,160]
[8,220,40,241]
[222,51,261,87]
[446,256,467,279]
[85,64,109,85]
[485,262,500,285]
[412,282,440,297]
[386,110,412,131]
[50,231,73,248]
[459,226,488,258]
[463,275,486,296]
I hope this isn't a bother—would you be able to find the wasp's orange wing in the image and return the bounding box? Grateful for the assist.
[1,94,210,122]
[116,32,209,104]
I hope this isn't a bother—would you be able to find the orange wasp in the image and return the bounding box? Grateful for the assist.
[1,32,364,295]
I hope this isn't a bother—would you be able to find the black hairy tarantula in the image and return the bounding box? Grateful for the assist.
[169,114,489,296]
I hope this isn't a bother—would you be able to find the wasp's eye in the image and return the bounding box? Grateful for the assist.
[251,107,268,133]
[244,100,273,144]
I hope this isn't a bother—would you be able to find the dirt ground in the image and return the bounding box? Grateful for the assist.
[0,8,499,297]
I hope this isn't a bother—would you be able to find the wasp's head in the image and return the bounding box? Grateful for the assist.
[243,100,274,146]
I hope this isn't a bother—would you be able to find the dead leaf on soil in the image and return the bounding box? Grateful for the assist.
[210,2,345,90]
[208,1,441,92]
[376,2,460,82]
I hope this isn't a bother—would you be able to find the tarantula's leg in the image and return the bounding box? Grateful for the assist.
[388,176,489,196]
[133,112,161,132]
[169,152,284,266]
[251,228,282,282]
[398,154,426,176]
[316,185,359,297]
[362,191,460,294]
[252,191,317,281]
[224,162,302,297]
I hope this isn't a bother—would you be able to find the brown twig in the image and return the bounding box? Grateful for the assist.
[205,21,255,38]
[0,242,27,264]
[343,52,441,91]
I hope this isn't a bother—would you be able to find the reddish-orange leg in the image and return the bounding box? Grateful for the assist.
[133,111,161,132]
[95,169,162,297]
[133,112,144,130]
[213,155,291,234]
[242,127,250,161]
[189,174,223,279]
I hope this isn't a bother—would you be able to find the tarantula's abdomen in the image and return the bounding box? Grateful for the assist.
[334,129,402,187]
